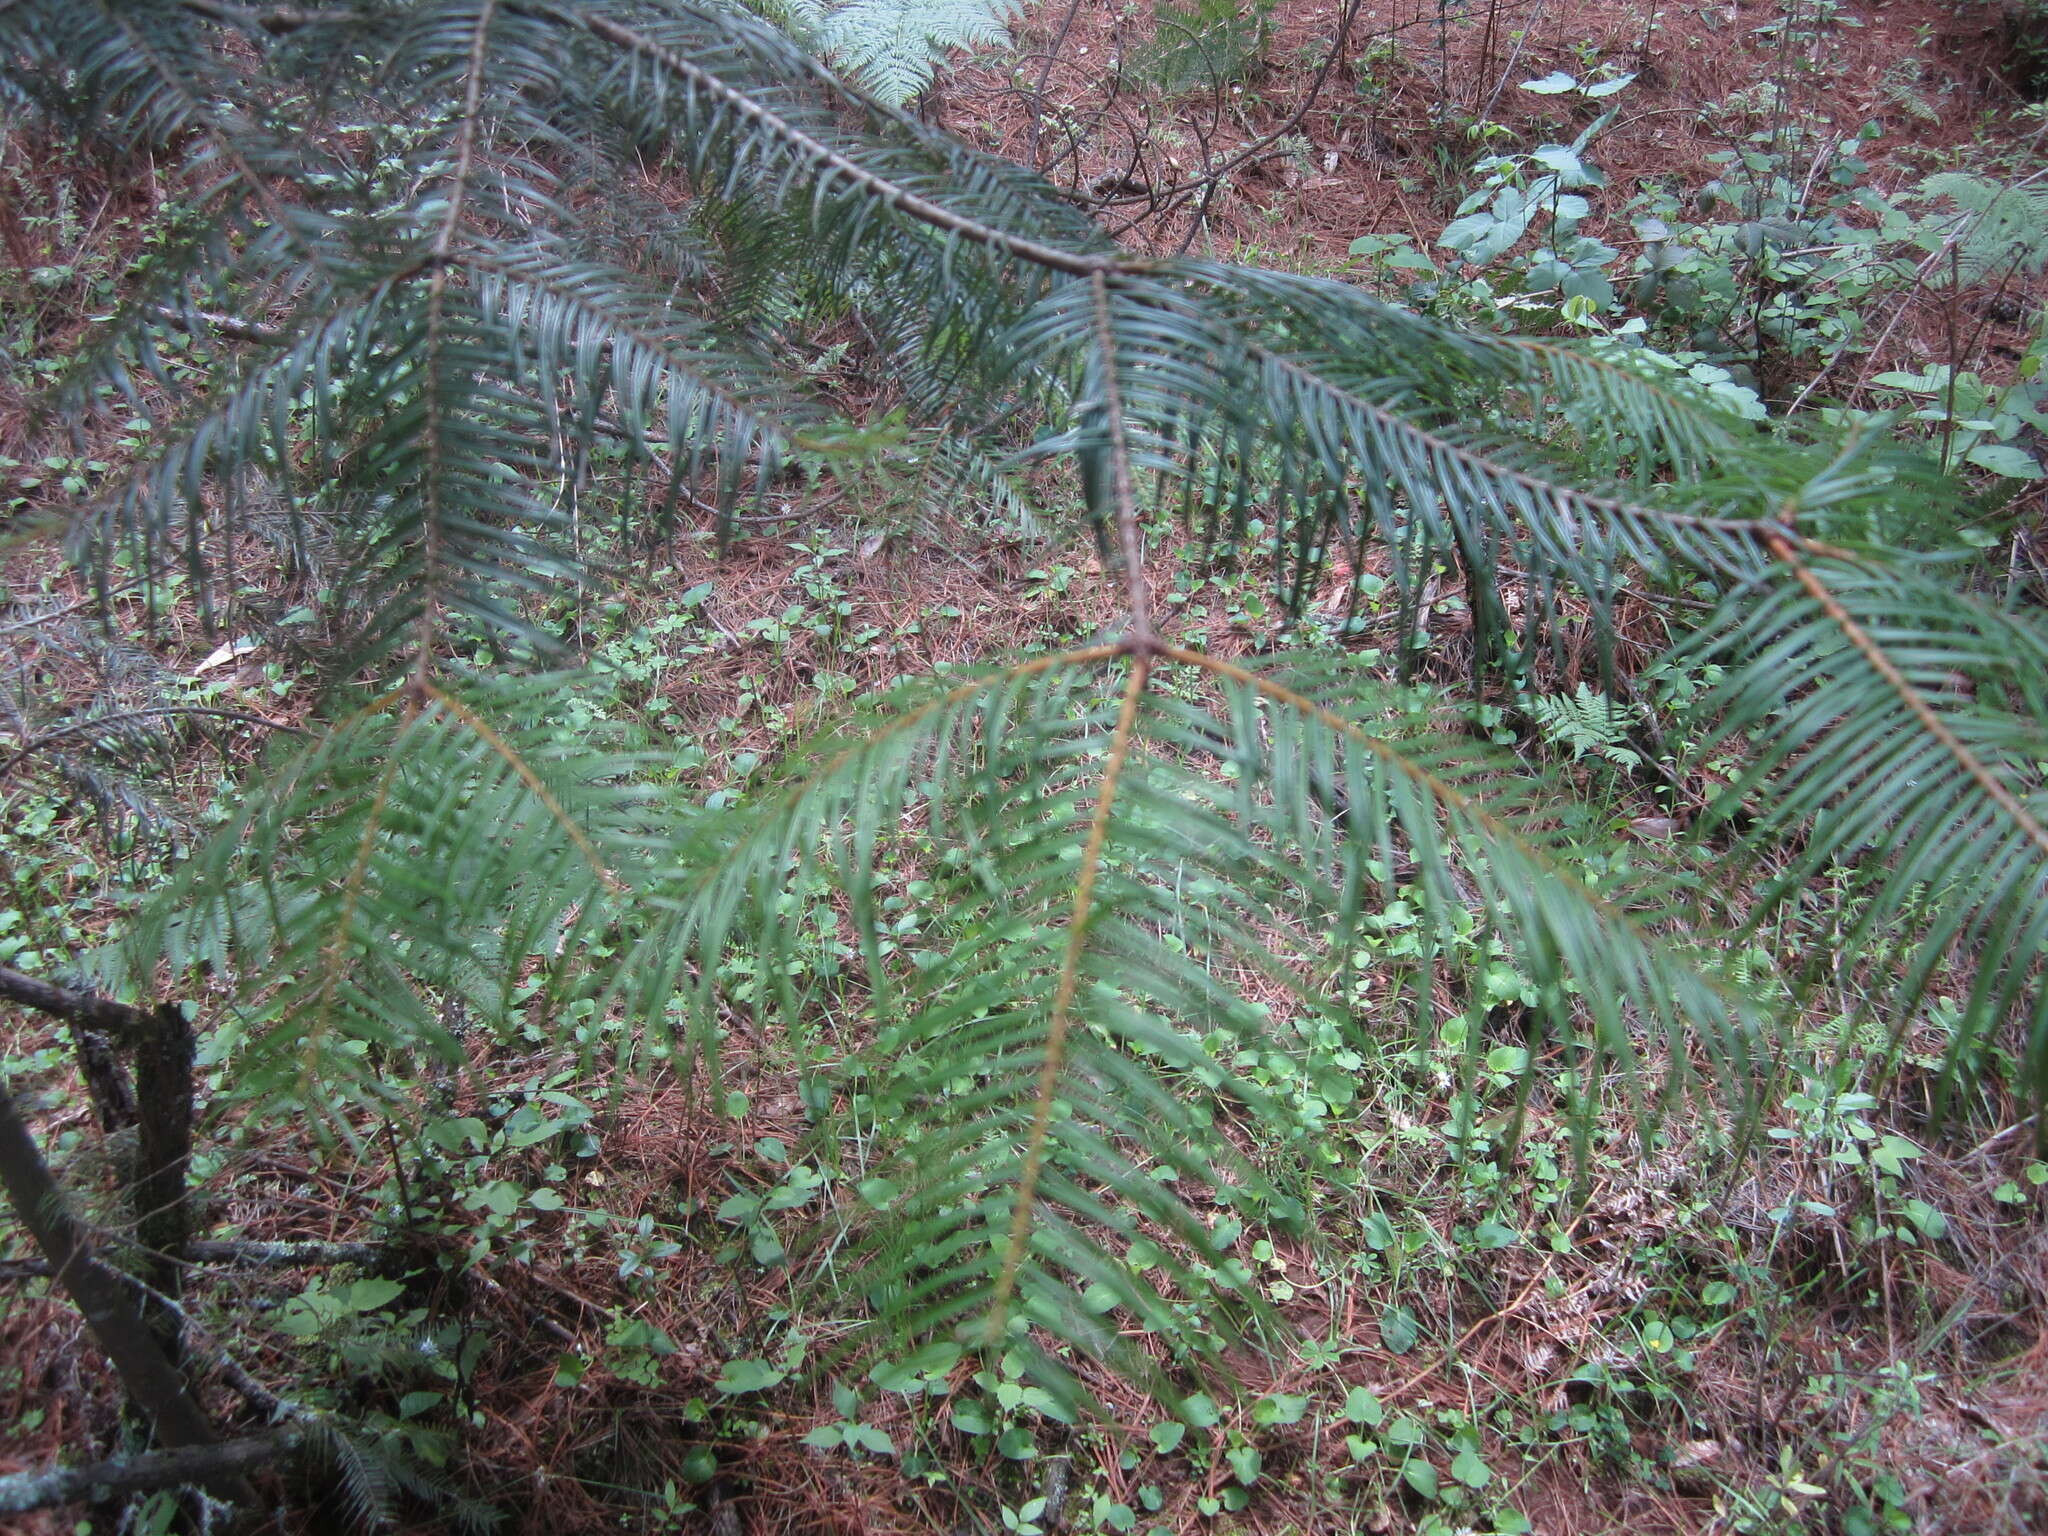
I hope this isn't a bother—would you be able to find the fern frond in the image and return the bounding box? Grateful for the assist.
[1919,172,2048,286]
[810,0,1017,106]
[322,1422,398,1534]
[306,1416,502,1534]
[1137,0,1270,97]
[1528,683,1641,768]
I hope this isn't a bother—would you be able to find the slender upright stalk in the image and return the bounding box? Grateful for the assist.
[132,1001,199,1353]
[1437,0,1450,102]
[1087,270,1156,648]
[1477,0,1500,109]
[0,971,251,1501]
[1637,0,1662,69]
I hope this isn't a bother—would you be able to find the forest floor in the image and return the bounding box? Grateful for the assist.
[4,3,2048,1535]
[945,0,2046,409]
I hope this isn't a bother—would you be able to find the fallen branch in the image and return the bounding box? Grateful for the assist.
[1,1238,392,1282]
[0,1427,303,1515]
[186,1238,390,1268]
[147,302,287,346]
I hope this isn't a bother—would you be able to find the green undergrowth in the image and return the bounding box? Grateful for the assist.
[6,516,2046,1535]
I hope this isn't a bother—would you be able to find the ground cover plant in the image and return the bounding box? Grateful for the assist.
[2,1,2047,1532]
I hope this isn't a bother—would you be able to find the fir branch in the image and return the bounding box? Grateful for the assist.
[985,651,1151,1339]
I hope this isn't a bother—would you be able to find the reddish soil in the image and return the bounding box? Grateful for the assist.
[949,0,2029,262]
[943,0,2044,409]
